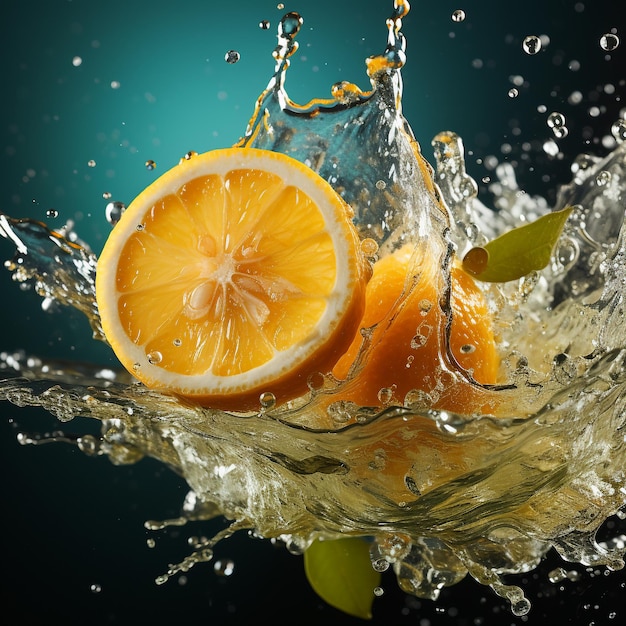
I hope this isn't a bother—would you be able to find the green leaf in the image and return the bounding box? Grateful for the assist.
[462,206,573,283]
[304,537,381,620]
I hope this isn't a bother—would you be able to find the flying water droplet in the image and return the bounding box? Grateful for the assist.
[224,50,240,64]
[600,33,620,52]
[451,9,466,22]
[105,201,126,226]
[522,35,542,55]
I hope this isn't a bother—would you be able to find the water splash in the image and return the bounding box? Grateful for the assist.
[1,0,626,618]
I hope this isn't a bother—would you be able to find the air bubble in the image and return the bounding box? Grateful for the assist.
[377,386,396,405]
[451,9,466,22]
[105,201,126,226]
[600,33,620,52]
[46,209,58,218]
[90,583,102,593]
[307,371,325,392]
[224,50,240,64]
[102,191,112,199]
[553,126,569,139]
[460,344,476,354]
[259,20,270,30]
[72,55,83,67]
[522,35,542,55]
[259,391,276,409]
[508,88,519,98]
[375,179,387,189]
[87,159,96,167]
[173,338,182,347]
[147,351,163,365]
[145,159,156,170]
[374,586,385,597]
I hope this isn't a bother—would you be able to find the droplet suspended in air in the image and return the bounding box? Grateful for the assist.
[105,201,126,226]
[599,33,620,52]
[547,112,566,129]
[145,159,156,170]
[611,118,626,142]
[224,49,240,64]
[522,35,542,55]
[451,9,466,22]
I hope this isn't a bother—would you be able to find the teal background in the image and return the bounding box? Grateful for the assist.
[1,1,625,624]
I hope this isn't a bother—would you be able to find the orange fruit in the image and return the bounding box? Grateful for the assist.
[95,147,370,411]
[332,243,500,413]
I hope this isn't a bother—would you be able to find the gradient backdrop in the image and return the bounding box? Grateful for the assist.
[1,1,625,624]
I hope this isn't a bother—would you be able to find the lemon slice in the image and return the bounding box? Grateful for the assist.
[95,148,369,410]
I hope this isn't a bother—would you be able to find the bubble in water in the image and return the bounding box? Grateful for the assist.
[508,88,519,98]
[46,209,58,219]
[145,159,156,170]
[72,55,82,67]
[259,20,270,30]
[360,237,379,257]
[90,583,102,593]
[87,159,96,167]
[522,35,542,55]
[102,191,112,199]
[147,351,163,365]
[374,586,385,597]
[172,338,182,347]
[110,80,120,89]
[600,33,620,51]
[451,9,466,22]
[105,201,126,226]
[553,126,569,139]
[224,50,240,64]
[611,119,626,142]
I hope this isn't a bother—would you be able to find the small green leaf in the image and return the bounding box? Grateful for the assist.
[304,537,381,620]
[462,206,573,283]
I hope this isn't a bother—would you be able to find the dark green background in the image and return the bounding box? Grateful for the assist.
[1,1,624,624]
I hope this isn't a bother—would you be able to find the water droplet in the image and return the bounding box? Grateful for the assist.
[522,35,542,55]
[508,88,519,98]
[371,558,390,572]
[547,112,566,128]
[105,200,126,226]
[451,9,466,22]
[183,150,198,161]
[611,119,626,142]
[259,391,276,409]
[360,237,379,256]
[595,170,611,186]
[147,351,162,365]
[375,179,386,189]
[110,80,121,89]
[600,33,620,51]
[548,567,568,583]
[553,126,569,139]
[306,371,325,392]
[259,20,270,30]
[72,55,83,67]
[136,223,145,231]
[213,559,235,576]
[224,50,240,64]
[377,386,396,405]
[90,583,102,593]
[460,344,476,354]
[276,3,285,9]
[146,538,156,548]
[145,159,156,170]
[374,586,385,597]
[46,209,58,218]
[102,191,112,199]
[173,338,182,347]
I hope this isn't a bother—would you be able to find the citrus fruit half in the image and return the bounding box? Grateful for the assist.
[332,243,500,413]
[95,147,369,410]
